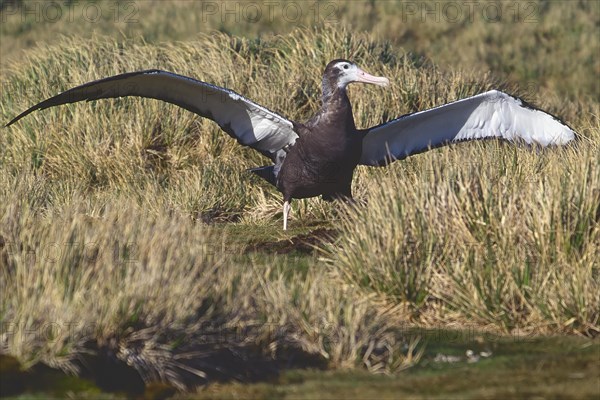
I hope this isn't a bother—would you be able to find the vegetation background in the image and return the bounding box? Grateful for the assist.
[0,0,598,398]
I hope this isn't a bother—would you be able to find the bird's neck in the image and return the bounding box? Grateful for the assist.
[319,86,356,132]
[321,77,348,105]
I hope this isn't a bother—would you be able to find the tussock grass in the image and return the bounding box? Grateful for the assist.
[0,180,416,389]
[327,134,599,336]
[0,23,598,392]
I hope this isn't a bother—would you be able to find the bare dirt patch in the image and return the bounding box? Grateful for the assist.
[245,228,338,255]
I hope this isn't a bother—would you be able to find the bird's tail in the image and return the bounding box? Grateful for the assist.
[248,165,277,187]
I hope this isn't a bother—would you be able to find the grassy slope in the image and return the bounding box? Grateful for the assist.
[1,0,599,398]
[2,1,598,101]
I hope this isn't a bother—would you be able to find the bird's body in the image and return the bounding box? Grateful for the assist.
[6,59,576,230]
[279,85,361,202]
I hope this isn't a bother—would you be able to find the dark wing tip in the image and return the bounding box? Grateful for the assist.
[6,107,38,127]
[5,69,166,128]
[5,95,64,127]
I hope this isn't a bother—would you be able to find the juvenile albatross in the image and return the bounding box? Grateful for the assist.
[6,60,576,229]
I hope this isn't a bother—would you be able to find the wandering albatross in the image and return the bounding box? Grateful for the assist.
[6,60,576,230]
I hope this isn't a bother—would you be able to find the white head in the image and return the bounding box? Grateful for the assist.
[322,59,389,100]
[328,60,390,89]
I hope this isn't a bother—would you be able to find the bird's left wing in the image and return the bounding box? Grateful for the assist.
[6,70,298,161]
[359,90,576,166]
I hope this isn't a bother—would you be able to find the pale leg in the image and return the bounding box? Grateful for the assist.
[283,200,291,230]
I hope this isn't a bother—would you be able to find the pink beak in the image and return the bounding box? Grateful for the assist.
[355,68,390,87]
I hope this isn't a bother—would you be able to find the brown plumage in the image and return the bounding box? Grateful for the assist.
[272,60,389,228]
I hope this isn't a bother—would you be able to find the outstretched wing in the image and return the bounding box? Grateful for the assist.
[359,90,576,166]
[6,69,298,161]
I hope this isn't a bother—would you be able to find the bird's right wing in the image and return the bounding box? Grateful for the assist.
[359,90,576,166]
[6,69,299,161]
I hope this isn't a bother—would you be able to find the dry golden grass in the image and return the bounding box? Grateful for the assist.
[0,175,417,389]
[2,1,598,101]
[328,137,599,336]
[0,20,598,392]
[0,29,429,382]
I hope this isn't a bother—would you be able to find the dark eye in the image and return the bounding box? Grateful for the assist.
[343,64,349,70]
